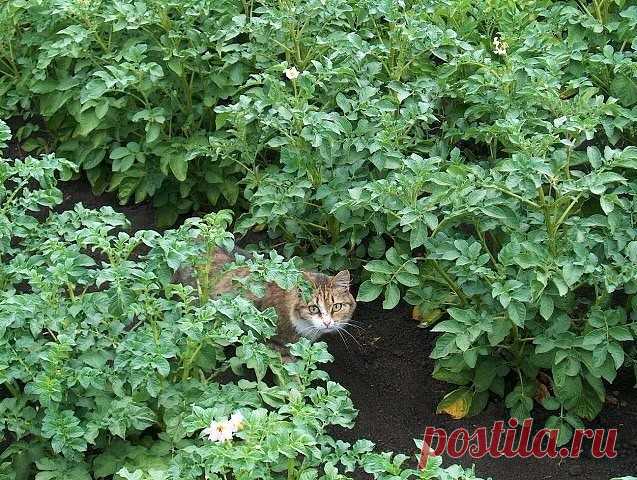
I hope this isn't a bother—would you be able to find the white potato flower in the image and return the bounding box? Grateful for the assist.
[201,411,246,443]
[201,420,234,443]
[284,66,300,80]
[229,411,245,431]
[493,36,508,56]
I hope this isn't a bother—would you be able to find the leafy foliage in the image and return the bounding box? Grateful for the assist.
[0,132,484,479]
[3,0,637,447]
[227,0,637,442]
[1,0,254,225]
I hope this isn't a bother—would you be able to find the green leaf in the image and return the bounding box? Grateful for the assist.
[167,58,183,76]
[356,281,383,302]
[396,271,419,287]
[488,317,511,346]
[385,247,402,266]
[539,295,554,320]
[0,120,10,149]
[367,237,386,258]
[409,222,428,249]
[505,386,533,421]
[432,365,471,385]
[364,260,393,275]
[110,147,130,160]
[610,74,637,106]
[553,371,582,408]
[463,349,478,368]
[541,396,560,411]
[168,154,188,181]
[545,416,573,446]
[75,110,101,136]
[473,359,497,392]
[80,79,108,104]
[553,277,568,296]
[431,334,457,359]
[382,283,400,309]
[572,382,603,421]
[507,301,526,327]
[609,326,632,341]
[146,123,161,143]
[562,264,583,287]
[615,146,637,169]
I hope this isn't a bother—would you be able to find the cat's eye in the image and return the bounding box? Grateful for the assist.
[308,305,320,314]
[332,303,343,312]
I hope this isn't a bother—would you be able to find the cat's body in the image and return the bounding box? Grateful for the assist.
[174,247,356,348]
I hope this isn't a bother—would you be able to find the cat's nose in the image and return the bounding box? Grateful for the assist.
[322,319,333,327]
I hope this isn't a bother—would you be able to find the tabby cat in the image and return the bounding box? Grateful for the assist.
[174,247,356,351]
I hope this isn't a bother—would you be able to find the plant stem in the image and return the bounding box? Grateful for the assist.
[487,184,540,209]
[5,381,20,398]
[66,282,76,301]
[181,343,203,381]
[287,458,295,480]
[431,260,468,306]
[553,194,581,232]
[537,187,556,255]
[476,224,502,273]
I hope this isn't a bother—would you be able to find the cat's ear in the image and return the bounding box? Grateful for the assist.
[332,270,351,289]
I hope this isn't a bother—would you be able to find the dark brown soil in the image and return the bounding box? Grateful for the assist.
[322,301,637,480]
[55,177,157,232]
[6,122,637,479]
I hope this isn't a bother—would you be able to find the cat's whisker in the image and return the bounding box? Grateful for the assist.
[338,326,362,349]
[177,245,358,351]
[336,328,352,353]
[342,322,364,330]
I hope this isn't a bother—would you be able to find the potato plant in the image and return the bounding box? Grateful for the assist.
[0,123,483,480]
[3,0,637,449]
[1,0,253,225]
[218,0,637,442]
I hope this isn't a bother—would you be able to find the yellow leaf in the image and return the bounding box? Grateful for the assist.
[412,306,443,327]
[436,388,473,419]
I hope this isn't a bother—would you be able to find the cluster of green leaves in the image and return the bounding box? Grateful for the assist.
[221,0,637,442]
[0,125,484,480]
[1,0,255,225]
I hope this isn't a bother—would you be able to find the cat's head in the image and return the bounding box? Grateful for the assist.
[293,270,356,334]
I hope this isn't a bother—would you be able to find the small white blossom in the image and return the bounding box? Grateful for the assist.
[229,411,245,431]
[201,420,234,443]
[284,66,300,80]
[492,36,508,56]
[200,411,246,443]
